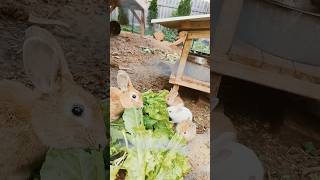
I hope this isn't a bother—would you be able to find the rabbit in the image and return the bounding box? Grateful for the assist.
[110,70,143,121]
[212,104,237,140]
[0,25,106,179]
[185,128,210,180]
[166,85,184,107]
[212,132,264,180]
[175,120,197,142]
[167,105,193,123]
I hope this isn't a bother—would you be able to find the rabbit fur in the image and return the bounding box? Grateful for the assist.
[175,120,197,142]
[110,70,143,121]
[166,85,184,107]
[212,132,264,180]
[167,105,193,124]
[0,26,106,179]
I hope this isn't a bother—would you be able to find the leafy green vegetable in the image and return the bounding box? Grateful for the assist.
[109,90,191,180]
[40,149,106,180]
[123,108,144,134]
[142,90,174,137]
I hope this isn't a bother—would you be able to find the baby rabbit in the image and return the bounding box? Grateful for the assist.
[167,106,193,123]
[166,85,184,107]
[212,132,264,180]
[176,120,197,142]
[0,26,106,179]
[110,70,143,121]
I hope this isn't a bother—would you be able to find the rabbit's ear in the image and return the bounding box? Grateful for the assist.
[23,37,71,94]
[117,70,132,91]
[25,26,73,82]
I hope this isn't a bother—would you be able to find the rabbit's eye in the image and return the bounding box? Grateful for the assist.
[72,104,84,116]
[132,94,136,99]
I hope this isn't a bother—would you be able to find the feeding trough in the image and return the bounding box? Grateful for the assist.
[213,0,320,100]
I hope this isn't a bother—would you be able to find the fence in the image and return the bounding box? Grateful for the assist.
[110,0,210,27]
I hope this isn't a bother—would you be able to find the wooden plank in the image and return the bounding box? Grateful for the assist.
[129,9,142,24]
[211,73,222,97]
[175,37,193,80]
[171,31,187,46]
[212,58,320,100]
[151,14,210,24]
[178,21,210,30]
[170,75,210,93]
[229,39,264,67]
[261,51,295,75]
[141,10,145,36]
[187,30,210,39]
[213,0,244,56]
[293,61,320,83]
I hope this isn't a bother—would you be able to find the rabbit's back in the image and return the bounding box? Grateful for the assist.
[110,87,124,120]
[0,80,47,178]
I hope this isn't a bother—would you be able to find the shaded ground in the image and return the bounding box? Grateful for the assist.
[220,77,320,180]
[0,0,108,99]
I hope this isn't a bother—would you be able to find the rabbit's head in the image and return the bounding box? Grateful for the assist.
[23,26,106,149]
[176,120,197,141]
[117,70,143,108]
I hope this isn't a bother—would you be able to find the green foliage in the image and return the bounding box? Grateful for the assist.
[142,90,175,137]
[109,90,190,179]
[191,39,210,54]
[118,7,129,25]
[173,0,192,17]
[162,28,178,42]
[147,0,158,30]
[40,149,106,180]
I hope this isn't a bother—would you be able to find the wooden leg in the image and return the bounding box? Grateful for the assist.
[176,33,192,81]
[141,10,145,36]
[212,73,222,97]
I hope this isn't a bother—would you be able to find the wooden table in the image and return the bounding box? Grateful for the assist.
[151,14,211,93]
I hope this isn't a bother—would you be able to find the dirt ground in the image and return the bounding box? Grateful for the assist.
[110,32,211,133]
[220,77,320,180]
[0,0,108,100]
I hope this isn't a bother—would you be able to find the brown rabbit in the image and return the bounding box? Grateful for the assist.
[110,70,143,121]
[0,26,106,179]
[166,85,184,107]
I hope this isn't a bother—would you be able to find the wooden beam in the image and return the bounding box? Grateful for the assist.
[170,75,210,93]
[212,73,222,97]
[179,21,210,31]
[129,8,142,24]
[187,30,210,39]
[176,36,193,80]
[141,10,145,36]
[212,58,320,100]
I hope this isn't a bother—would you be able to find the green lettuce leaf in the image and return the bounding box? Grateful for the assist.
[142,90,174,137]
[40,148,106,180]
[123,108,144,134]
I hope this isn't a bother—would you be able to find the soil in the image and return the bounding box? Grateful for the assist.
[220,77,320,180]
[0,0,108,100]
